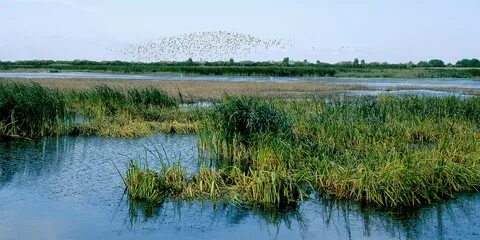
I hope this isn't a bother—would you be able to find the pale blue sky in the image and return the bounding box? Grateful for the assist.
[1,0,479,63]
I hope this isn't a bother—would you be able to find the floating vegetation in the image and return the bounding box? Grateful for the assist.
[121,31,291,62]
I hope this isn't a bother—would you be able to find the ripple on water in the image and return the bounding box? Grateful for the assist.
[0,135,479,240]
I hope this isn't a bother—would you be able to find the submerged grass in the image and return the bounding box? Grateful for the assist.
[126,95,480,209]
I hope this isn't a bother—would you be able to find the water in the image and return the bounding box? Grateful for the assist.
[0,135,479,240]
[1,72,480,90]
[343,89,472,98]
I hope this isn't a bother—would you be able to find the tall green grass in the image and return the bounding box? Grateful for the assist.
[0,83,66,137]
[125,159,310,207]
[67,85,176,118]
[195,96,480,209]
[65,85,201,137]
[0,83,186,138]
[296,96,480,208]
[126,97,310,208]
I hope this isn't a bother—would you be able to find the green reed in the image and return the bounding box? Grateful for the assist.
[0,83,190,138]
[0,82,67,137]
[195,95,480,209]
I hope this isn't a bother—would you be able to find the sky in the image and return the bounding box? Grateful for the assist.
[0,0,479,63]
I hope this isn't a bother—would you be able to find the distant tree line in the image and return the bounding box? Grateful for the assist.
[0,58,479,77]
[1,58,479,68]
[455,58,480,67]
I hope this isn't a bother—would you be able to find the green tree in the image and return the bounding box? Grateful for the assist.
[406,61,414,68]
[360,59,366,65]
[283,57,290,66]
[417,61,429,67]
[353,58,359,67]
[456,58,480,67]
[428,59,445,67]
[229,58,235,65]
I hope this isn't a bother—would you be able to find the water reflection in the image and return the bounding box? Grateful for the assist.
[127,199,308,239]
[0,137,74,186]
[342,89,472,98]
[0,135,479,239]
[125,192,480,240]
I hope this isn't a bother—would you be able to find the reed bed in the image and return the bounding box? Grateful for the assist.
[0,82,195,138]
[126,95,480,209]
[65,85,203,137]
[0,82,66,137]
[125,160,310,207]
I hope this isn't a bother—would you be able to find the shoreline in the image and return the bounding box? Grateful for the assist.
[1,66,480,79]
[1,77,479,100]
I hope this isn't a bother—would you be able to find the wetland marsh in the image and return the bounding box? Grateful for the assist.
[3,0,480,239]
[0,78,479,239]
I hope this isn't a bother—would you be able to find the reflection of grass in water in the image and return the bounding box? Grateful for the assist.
[126,198,307,237]
[125,193,480,239]
[0,136,72,186]
[313,194,479,239]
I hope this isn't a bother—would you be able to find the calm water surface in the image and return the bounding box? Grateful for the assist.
[1,72,480,90]
[0,135,479,240]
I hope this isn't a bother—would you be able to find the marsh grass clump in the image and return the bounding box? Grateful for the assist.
[126,161,162,202]
[213,96,292,142]
[297,96,480,208]
[200,96,293,166]
[0,82,194,138]
[63,85,190,137]
[196,95,480,209]
[125,95,480,209]
[127,88,177,108]
[68,85,177,118]
[125,161,310,207]
[0,82,67,137]
[125,96,312,208]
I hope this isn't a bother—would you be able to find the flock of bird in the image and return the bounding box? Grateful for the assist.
[120,31,292,62]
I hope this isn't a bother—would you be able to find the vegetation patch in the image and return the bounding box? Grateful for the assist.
[0,82,66,137]
[2,59,480,78]
[0,83,200,138]
[126,95,480,209]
